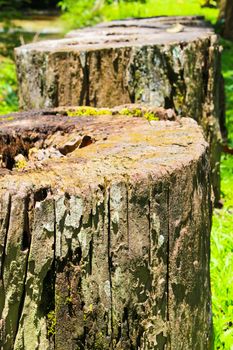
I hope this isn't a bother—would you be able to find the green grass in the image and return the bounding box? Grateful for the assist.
[221,39,233,147]
[102,0,218,24]
[60,0,219,30]
[211,40,233,349]
[211,164,233,349]
[0,56,18,114]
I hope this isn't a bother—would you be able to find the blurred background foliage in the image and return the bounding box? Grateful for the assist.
[0,0,233,348]
[0,56,18,113]
[57,0,233,39]
[58,0,219,29]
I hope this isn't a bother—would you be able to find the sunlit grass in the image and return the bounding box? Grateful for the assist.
[211,40,233,349]
[221,39,233,147]
[101,0,218,24]
[0,56,18,114]
[60,0,218,30]
[211,204,233,349]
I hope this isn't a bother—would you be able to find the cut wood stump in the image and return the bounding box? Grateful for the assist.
[14,16,223,205]
[0,106,212,349]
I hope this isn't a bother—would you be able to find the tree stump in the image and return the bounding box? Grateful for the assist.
[14,16,223,204]
[0,106,212,349]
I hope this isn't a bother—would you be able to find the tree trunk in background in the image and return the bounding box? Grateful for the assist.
[222,0,233,40]
[0,106,212,349]
[218,0,226,18]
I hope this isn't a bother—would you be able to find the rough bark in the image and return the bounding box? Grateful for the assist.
[221,0,233,40]
[218,0,226,19]
[14,16,223,204]
[0,106,212,349]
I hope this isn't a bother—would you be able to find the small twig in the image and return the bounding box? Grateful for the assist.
[19,35,25,46]
[32,31,41,43]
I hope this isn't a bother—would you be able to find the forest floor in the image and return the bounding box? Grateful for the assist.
[0,3,232,349]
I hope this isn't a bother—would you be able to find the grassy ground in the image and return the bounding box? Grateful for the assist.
[101,0,218,24]
[0,56,18,114]
[60,0,218,30]
[211,40,233,350]
[0,1,232,348]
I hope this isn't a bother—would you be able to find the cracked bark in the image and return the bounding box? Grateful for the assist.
[0,107,212,349]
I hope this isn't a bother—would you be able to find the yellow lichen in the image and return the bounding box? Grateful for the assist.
[15,155,27,169]
[94,332,106,349]
[144,112,159,121]
[119,107,159,121]
[120,107,143,117]
[66,106,159,123]
[174,93,184,111]
[47,310,56,337]
[67,107,112,117]
[0,116,15,122]
[65,296,73,305]
[83,303,94,322]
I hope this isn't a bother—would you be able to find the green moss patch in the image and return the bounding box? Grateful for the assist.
[47,310,56,337]
[0,116,14,122]
[67,106,112,117]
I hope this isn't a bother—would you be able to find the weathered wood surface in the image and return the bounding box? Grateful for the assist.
[14,16,223,204]
[66,15,213,39]
[0,107,212,349]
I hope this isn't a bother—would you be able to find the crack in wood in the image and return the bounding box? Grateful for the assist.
[0,195,11,283]
[13,196,32,346]
[107,187,114,349]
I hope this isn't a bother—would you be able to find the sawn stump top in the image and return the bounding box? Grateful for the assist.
[0,106,208,195]
[15,16,214,53]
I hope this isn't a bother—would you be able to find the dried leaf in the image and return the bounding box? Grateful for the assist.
[166,23,184,33]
